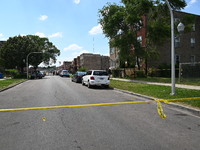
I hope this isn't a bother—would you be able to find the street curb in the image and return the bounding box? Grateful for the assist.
[113,88,200,117]
[0,80,28,92]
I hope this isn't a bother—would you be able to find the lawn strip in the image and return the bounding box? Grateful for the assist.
[120,77,200,86]
[110,80,200,108]
[0,79,27,90]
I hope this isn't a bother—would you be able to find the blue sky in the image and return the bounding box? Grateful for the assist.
[0,0,199,66]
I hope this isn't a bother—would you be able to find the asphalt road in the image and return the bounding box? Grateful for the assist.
[0,76,200,150]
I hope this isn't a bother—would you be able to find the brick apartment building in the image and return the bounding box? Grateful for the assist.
[149,11,200,68]
[62,61,72,70]
[110,11,200,70]
[80,53,109,71]
[60,53,110,73]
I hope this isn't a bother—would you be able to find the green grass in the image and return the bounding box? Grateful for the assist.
[110,80,200,108]
[120,77,200,86]
[0,79,27,90]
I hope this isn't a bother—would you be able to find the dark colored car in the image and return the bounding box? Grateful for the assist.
[71,71,86,83]
[40,71,46,77]
[30,71,43,79]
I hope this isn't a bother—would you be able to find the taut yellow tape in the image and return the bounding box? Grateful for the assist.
[0,97,200,119]
[0,100,154,112]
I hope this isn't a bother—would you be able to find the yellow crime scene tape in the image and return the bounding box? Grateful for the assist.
[0,97,200,119]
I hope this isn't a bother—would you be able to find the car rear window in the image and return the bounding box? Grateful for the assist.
[78,72,86,75]
[93,71,108,76]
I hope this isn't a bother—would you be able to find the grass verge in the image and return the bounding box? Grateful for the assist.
[121,77,200,86]
[0,79,27,90]
[110,80,200,108]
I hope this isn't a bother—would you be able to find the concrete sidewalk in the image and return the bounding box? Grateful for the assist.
[112,78,200,90]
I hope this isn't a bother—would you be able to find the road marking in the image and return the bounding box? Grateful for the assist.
[0,97,199,119]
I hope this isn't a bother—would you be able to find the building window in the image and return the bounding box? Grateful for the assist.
[192,24,195,32]
[137,36,142,44]
[190,55,195,63]
[191,38,195,47]
[110,47,115,54]
[175,55,180,65]
[174,18,180,23]
[175,37,180,48]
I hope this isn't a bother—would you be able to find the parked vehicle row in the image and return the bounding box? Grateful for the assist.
[60,70,70,77]
[30,71,45,79]
[71,70,110,89]
[71,71,86,83]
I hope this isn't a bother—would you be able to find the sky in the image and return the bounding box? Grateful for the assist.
[0,0,200,67]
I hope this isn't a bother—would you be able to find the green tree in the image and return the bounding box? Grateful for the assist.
[99,0,187,71]
[99,1,148,69]
[0,35,60,72]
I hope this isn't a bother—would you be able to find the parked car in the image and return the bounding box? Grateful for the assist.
[60,70,70,77]
[40,71,46,77]
[71,71,86,83]
[82,70,110,88]
[30,71,43,79]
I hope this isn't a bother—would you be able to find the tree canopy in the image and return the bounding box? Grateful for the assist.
[0,35,60,72]
[99,0,187,69]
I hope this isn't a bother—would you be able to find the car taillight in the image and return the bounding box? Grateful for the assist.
[90,76,95,80]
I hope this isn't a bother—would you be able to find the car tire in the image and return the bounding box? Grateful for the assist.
[87,81,92,88]
[104,85,109,89]
[82,80,85,86]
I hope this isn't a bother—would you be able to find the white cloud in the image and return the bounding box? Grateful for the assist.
[64,44,83,51]
[35,32,62,38]
[72,50,89,56]
[186,0,197,7]
[49,32,62,38]
[73,0,80,4]
[0,33,7,40]
[39,15,48,21]
[35,32,46,38]
[189,0,197,4]
[89,24,103,35]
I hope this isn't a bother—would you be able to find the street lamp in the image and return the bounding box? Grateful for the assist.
[165,0,185,95]
[165,0,176,95]
[26,51,44,79]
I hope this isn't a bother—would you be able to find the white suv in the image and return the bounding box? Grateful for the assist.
[82,70,110,88]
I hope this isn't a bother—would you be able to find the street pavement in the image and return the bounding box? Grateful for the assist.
[0,76,200,150]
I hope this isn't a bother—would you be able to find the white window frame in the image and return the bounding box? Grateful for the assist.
[191,38,195,47]
[192,24,195,32]
[175,36,180,48]
[137,36,142,44]
[190,55,195,63]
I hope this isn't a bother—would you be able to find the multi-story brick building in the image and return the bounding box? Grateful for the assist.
[149,11,200,68]
[59,53,110,73]
[80,53,109,70]
[62,61,72,70]
[110,11,200,71]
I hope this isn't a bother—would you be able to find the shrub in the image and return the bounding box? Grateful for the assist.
[78,67,87,72]
[112,69,121,77]
[136,70,146,78]
[5,69,26,78]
